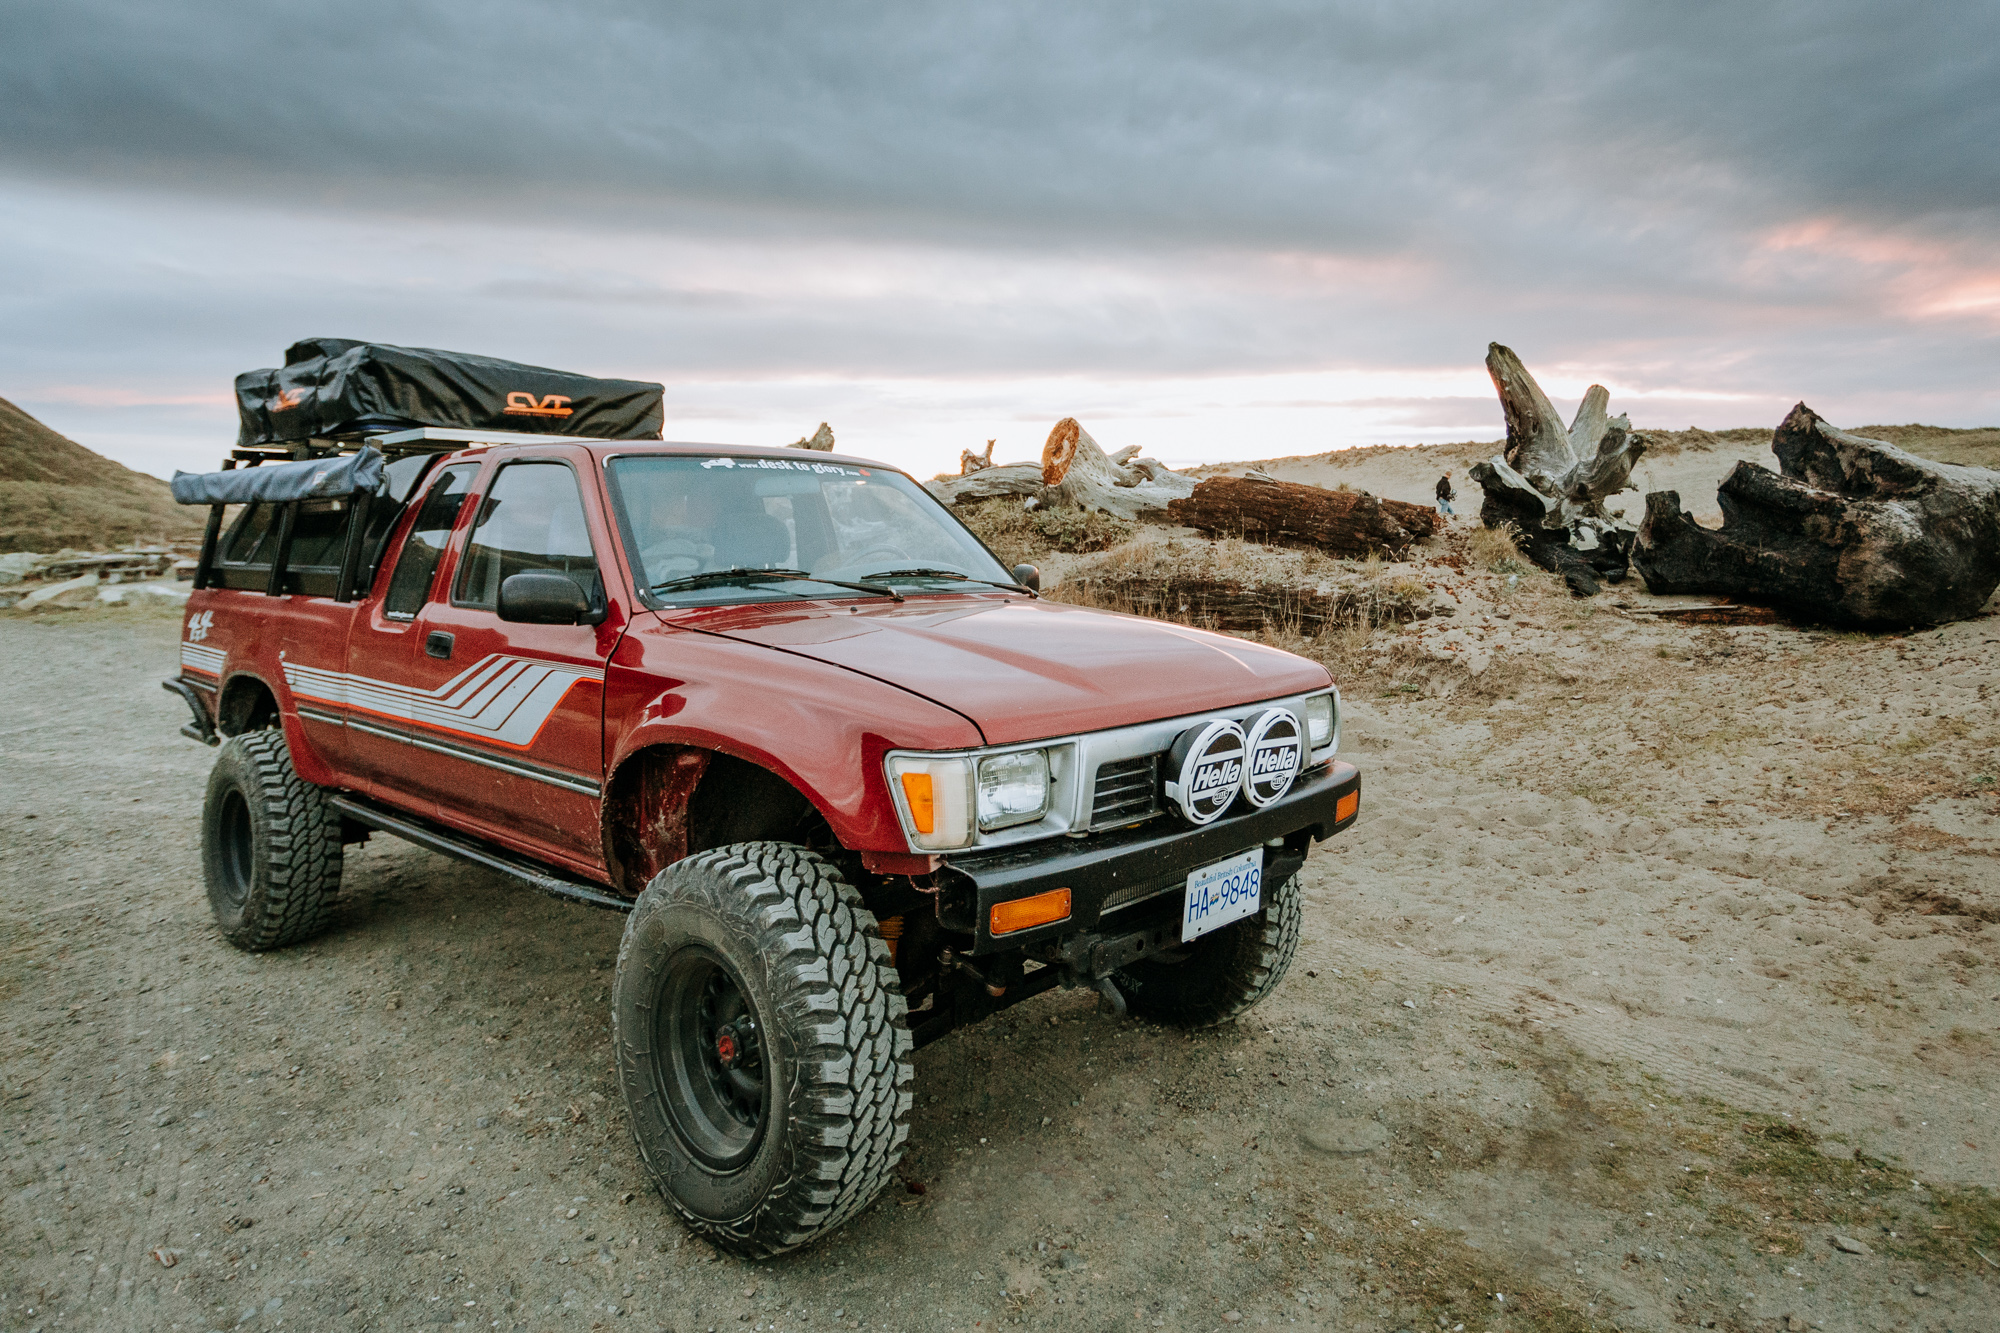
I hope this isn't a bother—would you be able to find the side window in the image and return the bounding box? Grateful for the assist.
[221,504,276,564]
[360,453,440,572]
[383,464,480,620]
[453,462,601,609]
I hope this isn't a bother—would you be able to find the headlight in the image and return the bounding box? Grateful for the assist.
[885,755,975,851]
[1303,691,1336,751]
[977,750,1051,831]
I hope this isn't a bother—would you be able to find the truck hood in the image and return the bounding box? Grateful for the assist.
[660,595,1331,744]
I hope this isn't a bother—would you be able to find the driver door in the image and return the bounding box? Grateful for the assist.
[414,457,619,874]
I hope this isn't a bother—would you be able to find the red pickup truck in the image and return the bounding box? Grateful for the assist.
[166,425,1360,1255]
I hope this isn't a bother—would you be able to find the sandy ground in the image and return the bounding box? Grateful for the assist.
[3,587,1996,1333]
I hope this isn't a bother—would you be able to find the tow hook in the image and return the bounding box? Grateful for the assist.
[1093,975,1128,1018]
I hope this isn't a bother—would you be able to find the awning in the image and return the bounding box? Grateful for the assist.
[171,447,384,506]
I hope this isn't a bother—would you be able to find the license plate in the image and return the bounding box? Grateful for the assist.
[1181,847,1263,942]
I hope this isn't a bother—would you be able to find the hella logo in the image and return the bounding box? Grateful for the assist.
[1164,719,1248,826]
[1241,708,1304,808]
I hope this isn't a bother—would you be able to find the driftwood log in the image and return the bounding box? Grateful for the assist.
[789,422,835,451]
[958,439,995,474]
[927,418,1196,520]
[1633,403,2000,628]
[1468,342,1649,596]
[1165,476,1437,556]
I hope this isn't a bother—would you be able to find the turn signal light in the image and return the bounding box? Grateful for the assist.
[900,773,935,834]
[1336,790,1359,822]
[990,888,1072,936]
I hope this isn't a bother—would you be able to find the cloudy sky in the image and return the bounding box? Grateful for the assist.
[3,1,1996,480]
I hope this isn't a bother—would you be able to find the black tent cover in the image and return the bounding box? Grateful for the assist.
[235,338,665,446]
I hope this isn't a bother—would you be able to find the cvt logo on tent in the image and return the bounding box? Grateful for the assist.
[504,392,574,418]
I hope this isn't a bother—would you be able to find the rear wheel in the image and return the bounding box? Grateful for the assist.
[613,842,913,1257]
[201,730,343,951]
[1115,861,1302,1027]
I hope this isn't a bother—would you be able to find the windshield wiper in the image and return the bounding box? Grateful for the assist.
[650,567,903,602]
[861,567,1038,596]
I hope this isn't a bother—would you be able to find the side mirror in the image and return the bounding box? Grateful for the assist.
[1011,563,1041,591]
[498,571,592,625]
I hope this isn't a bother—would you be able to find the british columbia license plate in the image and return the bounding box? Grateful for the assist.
[1181,847,1263,942]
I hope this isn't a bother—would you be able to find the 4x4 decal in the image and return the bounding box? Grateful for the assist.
[283,652,603,751]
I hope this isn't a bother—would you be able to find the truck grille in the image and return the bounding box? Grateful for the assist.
[1091,754,1161,828]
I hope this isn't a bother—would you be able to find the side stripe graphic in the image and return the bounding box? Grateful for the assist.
[282,652,604,752]
[339,713,602,797]
[181,643,226,675]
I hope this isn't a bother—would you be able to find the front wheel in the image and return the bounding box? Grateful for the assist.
[1115,858,1302,1027]
[612,843,913,1257]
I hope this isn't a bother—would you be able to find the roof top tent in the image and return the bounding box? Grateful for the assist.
[179,340,666,600]
[232,337,666,462]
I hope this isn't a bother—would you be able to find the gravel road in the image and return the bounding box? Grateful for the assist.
[3,611,1993,1333]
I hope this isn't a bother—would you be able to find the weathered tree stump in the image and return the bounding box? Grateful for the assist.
[1468,343,1649,596]
[1165,476,1437,555]
[928,418,1195,519]
[1633,403,2000,628]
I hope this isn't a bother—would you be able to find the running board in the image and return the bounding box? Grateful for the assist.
[329,794,634,914]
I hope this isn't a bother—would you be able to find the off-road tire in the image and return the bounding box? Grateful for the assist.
[613,842,913,1257]
[1115,861,1302,1027]
[201,730,343,951]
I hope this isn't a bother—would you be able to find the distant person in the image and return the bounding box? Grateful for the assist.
[1435,471,1455,516]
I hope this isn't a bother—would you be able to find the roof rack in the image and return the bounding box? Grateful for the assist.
[366,426,626,449]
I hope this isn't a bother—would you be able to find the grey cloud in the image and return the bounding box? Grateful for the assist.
[3,1,1995,250]
[3,1,1996,482]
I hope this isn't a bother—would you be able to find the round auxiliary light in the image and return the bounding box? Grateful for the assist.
[1240,708,1305,808]
[1164,719,1248,825]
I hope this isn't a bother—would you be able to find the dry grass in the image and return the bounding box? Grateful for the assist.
[952,499,1135,568]
[1,396,203,552]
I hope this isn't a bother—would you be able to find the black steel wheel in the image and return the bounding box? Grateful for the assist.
[201,730,343,951]
[613,842,913,1257]
[655,947,769,1170]
[1115,859,1302,1027]
[212,786,255,915]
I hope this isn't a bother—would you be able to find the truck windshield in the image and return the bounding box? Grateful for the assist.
[606,454,1015,605]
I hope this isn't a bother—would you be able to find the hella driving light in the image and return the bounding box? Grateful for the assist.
[886,755,976,851]
[1302,691,1337,751]
[976,749,1052,831]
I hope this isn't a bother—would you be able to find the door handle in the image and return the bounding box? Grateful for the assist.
[425,631,455,660]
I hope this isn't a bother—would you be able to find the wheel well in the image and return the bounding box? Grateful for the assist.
[602,746,833,896]
[217,675,279,736]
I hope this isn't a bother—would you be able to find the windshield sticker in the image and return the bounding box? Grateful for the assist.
[701,457,861,476]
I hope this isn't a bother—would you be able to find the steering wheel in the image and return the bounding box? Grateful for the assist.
[649,552,702,577]
[843,545,910,571]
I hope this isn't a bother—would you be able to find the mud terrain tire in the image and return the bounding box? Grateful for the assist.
[1115,862,1301,1027]
[201,731,344,951]
[613,842,913,1257]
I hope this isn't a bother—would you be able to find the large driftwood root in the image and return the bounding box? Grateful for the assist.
[927,419,1195,520]
[1469,343,1649,596]
[1164,476,1437,556]
[1633,403,2000,628]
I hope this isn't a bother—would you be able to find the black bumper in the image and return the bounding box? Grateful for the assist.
[942,760,1359,955]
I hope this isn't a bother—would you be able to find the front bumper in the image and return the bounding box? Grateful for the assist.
[940,760,1360,955]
